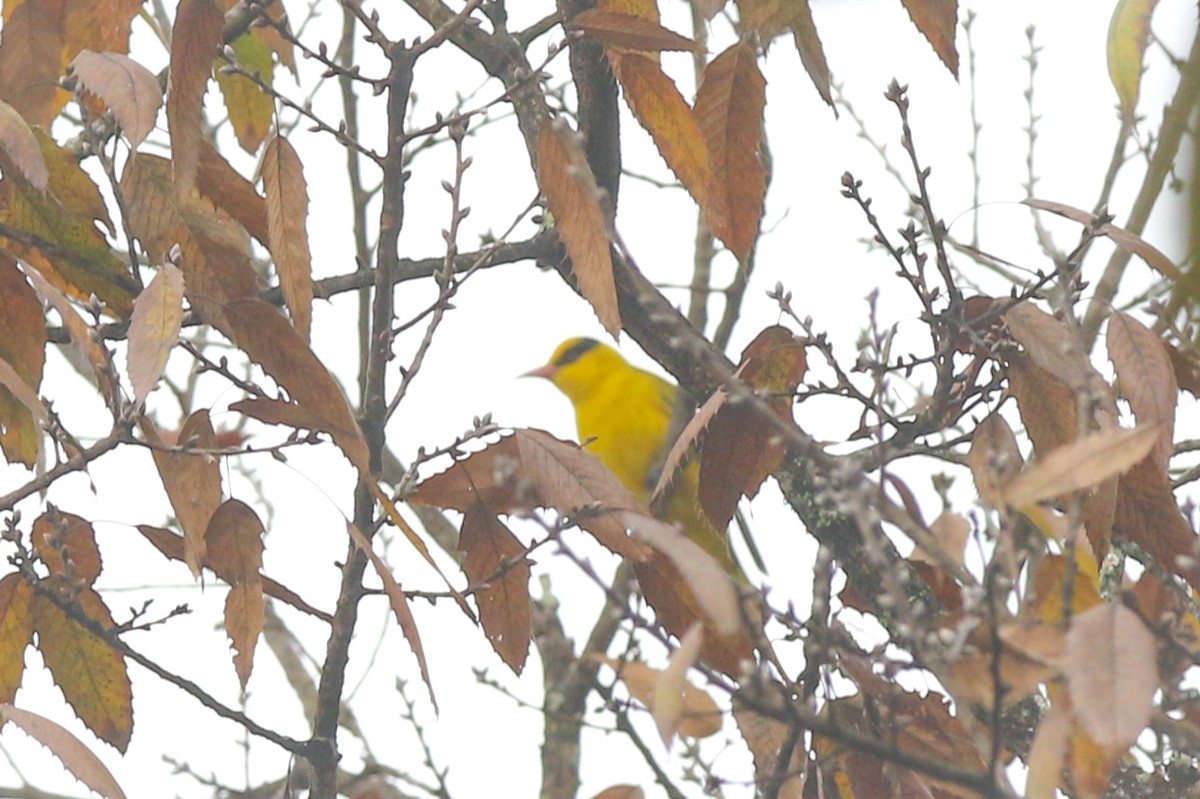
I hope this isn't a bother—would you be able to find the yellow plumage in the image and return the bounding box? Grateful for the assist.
[526,337,734,572]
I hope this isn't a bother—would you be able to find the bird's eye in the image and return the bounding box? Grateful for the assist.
[554,338,599,367]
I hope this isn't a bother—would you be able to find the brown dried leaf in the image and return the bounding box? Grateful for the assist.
[135,524,331,622]
[698,327,805,530]
[458,505,530,674]
[652,623,705,746]
[629,513,740,636]
[900,0,959,77]
[63,0,141,58]
[197,140,270,245]
[0,704,127,799]
[1065,603,1157,750]
[789,1,833,106]
[261,135,313,341]
[0,98,46,190]
[1115,456,1200,590]
[568,10,704,53]
[20,265,122,412]
[733,698,806,799]
[694,42,766,262]
[127,263,184,407]
[346,521,436,711]
[29,589,132,752]
[1107,312,1176,473]
[1025,695,1072,799]
[608,51,722,232]
[1004,303,1104,395]
[222,298,369,473]
[204,499,264,687]
[589,787,644,799]
[411,429,652,561]
[167,0,223,198]
[69,50,163,149]
[1000,425,1160,509]
[597,0,659,20]
[0,0,68,127]
[966,413,1023,507]
[537,119,619,336]
[31,508,102,586]
[143,409,222,574]
[1024,198,1182,280]
[0,574,33,703]
[595,654,721,740]
[0,256,45,468]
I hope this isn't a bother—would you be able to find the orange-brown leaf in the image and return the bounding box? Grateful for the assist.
[29,589,132,752]
[1115,456,1200,590]
[1065,603,1157,750]
[1030,552,1103,627]
[589,787,644,799]
[20,265,122,411]
[69,50,162,149]
[698,327,804,530]
[1026,695,1072,799]
[537,119,619,336]
[790,3,833,106]
[1107,312,1176,473]
[568,10,704,53]
[966,413,1023,507]
[597,0,659,20]
[629,514,741,636]
[609,52,721,232]
[127,263,184,407]
[733,694,806,799]
[0,256,45,467]
[595,653,722,740]
[195,139,271,244]
[135,524,332,622]
[143,410,222,574]
[31,508,102,585]
[0,574,32,703]
[261,135,313,341]
[63,0,141,56]
[0,0,68,127]
[222,298,369,474]
[411,429,652,561]
[900,0,959,76]
[694,42,765,262]
[167,0,223,198]
[0,704,127,799]
[346,521,437,711]
[459,505,531,674]
[204,499,264,686]
[0,97,46,190]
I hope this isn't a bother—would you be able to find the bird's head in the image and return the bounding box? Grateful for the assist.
[523,337,627,404]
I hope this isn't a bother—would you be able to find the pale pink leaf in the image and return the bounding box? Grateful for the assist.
[652,623,704,747]
[1106,312,1176,473]
[70,50,164,150]
[1065,603,1157,749]
[0,704,128,799]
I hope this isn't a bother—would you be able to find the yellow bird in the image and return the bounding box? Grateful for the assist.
[524,337,735,572]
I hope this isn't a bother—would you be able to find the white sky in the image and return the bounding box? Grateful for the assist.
[1,1,1196,797]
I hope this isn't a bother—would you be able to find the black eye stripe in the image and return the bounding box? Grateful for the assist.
[554,338,599,367]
